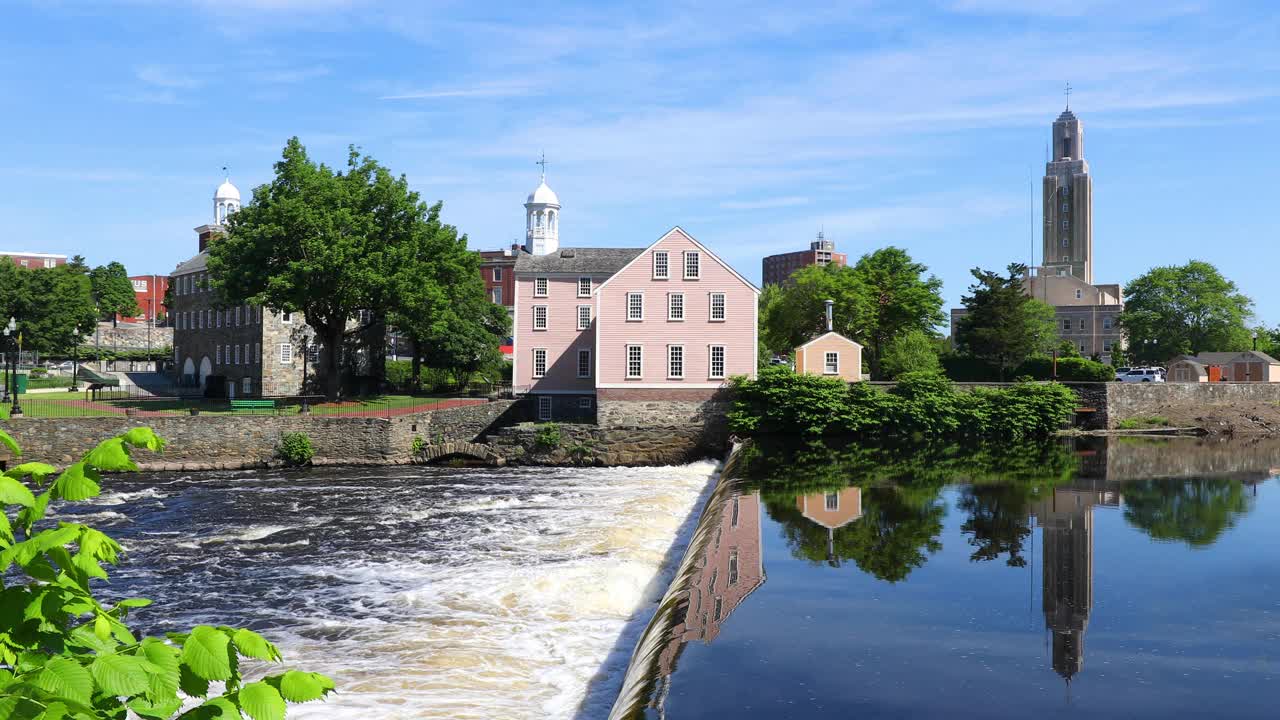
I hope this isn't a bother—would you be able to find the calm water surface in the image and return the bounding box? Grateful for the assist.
[613,437,1280,719]
[49,462,717,719]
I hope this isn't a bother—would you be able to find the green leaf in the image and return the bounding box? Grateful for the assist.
[89,653,149,697]
[231,629,279,662]
[121,427,166,453]
[275,670,331,703]
[0,477,35,508]
[4,463,57,486]
[177,663,209,698]
[51,464,99,503]
[17,491,51,533]
[237,681,286,720]
[33,657,93,706]
[128,696,185,719]
[182,696,242,719]
[0,429,21,458]
[93,614,110,641]
[181,626,234,681]
[117,598,152,609]
[83,438,136,473]
[139,638,180,701]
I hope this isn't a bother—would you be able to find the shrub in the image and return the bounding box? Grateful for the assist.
[278,431,314,465]
[534,422,562,450]
[0,426,334,718]
[940,353,999,382]
[728,365,854,436]
[411,435,425,454]
[1117,415,1171,430]
[1015,355,1114,381]
[880,331,942,379]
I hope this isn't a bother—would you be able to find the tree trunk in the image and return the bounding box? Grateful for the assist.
[410,338,422,393]
[324,325,344,402]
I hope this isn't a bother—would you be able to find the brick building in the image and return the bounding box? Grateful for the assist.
[760,232,846,286]
[1,251,66,269]
[120,274,170,324]
[479,247,517,357]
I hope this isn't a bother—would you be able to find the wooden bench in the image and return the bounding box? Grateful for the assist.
[1075,407,1097,414]
[230,399,276,414]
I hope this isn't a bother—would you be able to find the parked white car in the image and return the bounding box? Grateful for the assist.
[1119,368,1164,383]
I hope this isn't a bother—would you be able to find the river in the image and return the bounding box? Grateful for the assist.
[51,462,718,719]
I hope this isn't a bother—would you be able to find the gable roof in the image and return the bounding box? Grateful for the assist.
[593,226,760,295]
[1187,350,1280,365]
[173,252,209,275]
[514,247,644,275]
[796,331,863,351]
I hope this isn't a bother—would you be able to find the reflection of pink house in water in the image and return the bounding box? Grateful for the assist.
[796,488,863,563]
[658,492,765,677]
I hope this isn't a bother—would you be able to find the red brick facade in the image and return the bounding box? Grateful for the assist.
[2,252,66,269]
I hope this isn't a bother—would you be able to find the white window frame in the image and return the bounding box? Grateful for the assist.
[1062,319,1072,331]
[534,277,549,297]
[492,287,502,305]
[709,292,726,321]
[577,277,591,297]
[709,344,726,379]
[234,344,240,365]
[254,342,261,364]
[279,343,293,365]
[532,348,547,378]
[577,305,591,331]
[824,351,839,375]
[668,344,684,379]
[668,293,684,321]
[216,310,222,328]
[493,267,502,281]
[578,397,593,409]
[216,345,222,365]
[1103,317,1113,329]
[281,311,293,325]
[653,251,669,280]
[626,292,644,321]
[683,250,700,279]
[235,306,241,326]
[1075,289,1083,299]
[242,377,251,395]
[626,344,643,379]
[577,348,591,378]
[537,395,553,421]
[533,305,548,330]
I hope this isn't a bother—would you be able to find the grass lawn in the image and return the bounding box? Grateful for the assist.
[24,375,77,389]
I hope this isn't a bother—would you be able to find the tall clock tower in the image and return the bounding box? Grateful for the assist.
[1042,106,1094,284]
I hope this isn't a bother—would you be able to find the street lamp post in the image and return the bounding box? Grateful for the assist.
[1252,330,1258,351]
[5,317,21,417]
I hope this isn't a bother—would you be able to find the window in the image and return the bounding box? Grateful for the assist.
[731,496,740,527]
[534,277,548,297]
[493,267,502,281]
[531,305,549,330]
[281,312,293,325]
[1104,340,1113,352]
[532,348,547,378]
[728,549,739,585]
[577,349,591,378]
[626,345,643,378]
[1078,319,1086,330]
[683,250,700,279]
[668,345,684,378]
[668,293,684,321]
[1075,289,1083,299]
[245,344,250,365]
[279,343,293,364]
[307,344,319,363]
[216,310,222,328]
[254,343,260,364]
[709,345,726,379]
[824,351,839,374]
[19,260,28,267]
[492,287,502,304]
[825,492,840,511]
[627,292,644,321]
[1062,203,1069,213]
[1103,317,1113,329]
[653,251,669,279]
[216,345,222,365]
[1062,237,1069,247]
[1062,319,1071,331]
[578,397,593,409]
[709,293,726,321]
[1061,219,1069,230]
[577,305,591,330]
[538,395,552,421]
[242,378,251,395]
[234,345,240,365]
[1062,185,1070,195]
[1062,255,1069,263]
[577,277,591,297]
[1079,342,1086,353]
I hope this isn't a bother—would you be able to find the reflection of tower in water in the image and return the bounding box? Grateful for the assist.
[1031,487,1115,682]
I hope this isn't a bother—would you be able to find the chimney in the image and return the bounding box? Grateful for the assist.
[824,299,834,333]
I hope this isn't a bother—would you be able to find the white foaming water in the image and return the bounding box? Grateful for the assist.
[84,461,717,720]
[284,462,716,720]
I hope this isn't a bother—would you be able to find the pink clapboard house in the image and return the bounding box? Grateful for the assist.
[514,226,758,422]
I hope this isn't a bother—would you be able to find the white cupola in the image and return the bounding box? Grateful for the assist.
[214,176,241,226]
[524,155,560,255]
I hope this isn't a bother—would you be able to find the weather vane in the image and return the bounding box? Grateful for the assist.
[536,152,548,181]
[1064,82,1072,109]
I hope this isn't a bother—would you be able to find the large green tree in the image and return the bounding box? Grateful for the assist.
[955,264,1056,379]
[1118,260,1253,364]
[89,261,140,326]
[758,247,944,377]
[0,263,97,356]
[209,139,422,400]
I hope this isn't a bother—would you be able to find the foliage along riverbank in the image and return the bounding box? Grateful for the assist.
[727,367,1077,441]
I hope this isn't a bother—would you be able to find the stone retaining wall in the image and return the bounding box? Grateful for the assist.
[483,423,722,466]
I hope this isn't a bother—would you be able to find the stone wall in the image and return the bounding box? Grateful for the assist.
[483,423,722,466]
[1104,382,1280,433]
[596,388,731,435]
[87,322,174,352]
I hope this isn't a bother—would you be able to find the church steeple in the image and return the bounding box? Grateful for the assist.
[1042,102,1093,283]
[524,153,560,255]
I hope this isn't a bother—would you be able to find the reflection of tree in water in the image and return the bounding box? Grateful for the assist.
[958,483,1039,567]
[1122,477,1253,547]
[767,486,945,582]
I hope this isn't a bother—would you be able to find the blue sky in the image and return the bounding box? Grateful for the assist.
[3,0,1278,323]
